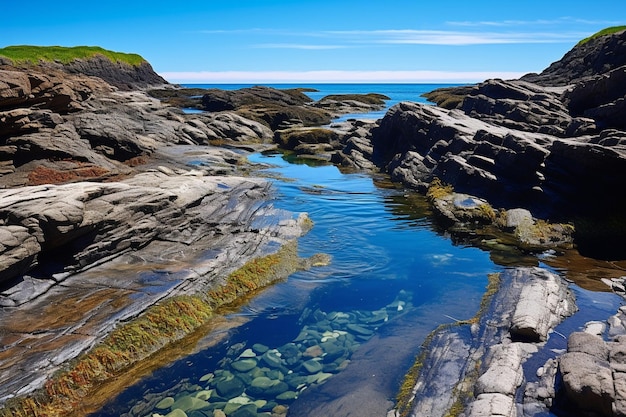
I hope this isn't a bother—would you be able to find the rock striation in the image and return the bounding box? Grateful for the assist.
[0,53,316,413]
[0,155,312,404]
[321,30,626,258]
[392,267,576,417]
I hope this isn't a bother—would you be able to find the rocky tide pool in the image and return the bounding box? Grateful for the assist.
[85,152,496,417]
[85,152,622,417]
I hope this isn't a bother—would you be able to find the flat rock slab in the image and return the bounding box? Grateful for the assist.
[0,165,307,403]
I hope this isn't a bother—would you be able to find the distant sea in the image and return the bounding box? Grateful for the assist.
[182,83,465,121]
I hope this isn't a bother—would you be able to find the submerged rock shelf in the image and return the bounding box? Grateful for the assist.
[128,292,412,417]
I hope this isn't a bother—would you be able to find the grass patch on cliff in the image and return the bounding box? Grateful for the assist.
[577,26,626,46]
[0,45,146,66]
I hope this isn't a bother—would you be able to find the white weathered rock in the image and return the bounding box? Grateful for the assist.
[510,267,575,342]
[475,343,525,396]
[463,393,515,417]
[560,351,614,416]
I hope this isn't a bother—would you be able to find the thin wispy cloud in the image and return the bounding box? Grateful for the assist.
[446,17,622,27]
[254,43,346,50]
[160,70,527,84]
[328,29,586,45]
[196,27,588,47]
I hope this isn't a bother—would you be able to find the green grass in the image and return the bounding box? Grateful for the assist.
[577,25,626,46]
[0,45,146,66]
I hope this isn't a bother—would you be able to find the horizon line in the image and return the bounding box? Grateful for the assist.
[159,70,530,84]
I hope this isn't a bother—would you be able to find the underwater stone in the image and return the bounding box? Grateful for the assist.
[320,341,344,361]
[265,369,285,381]
[156,397,175,409]
[230,404,258,417]
[313,309,326,321]
[251,376,275,389]
[215,376,245,399]
[263,381,289,397]
[199,373,214,382]
[276,391,298,401]
[261,350,283,368]
[239,348,257,358]
[362,310,388,324]
[302,359,323,373]
[231,358,258,372]
[253,399,268,408]
[193,390,212,401]
[261,401,278,412]
[346,323,373,336]
[165,409,188,417]
[228,396,252,405]
[223,402,242,415]
[272,404,288,416]
[171,396,210,412]
[284,374,309,389]
[303,345,323,358]
[252,343,269,354]
[213,410,227,417]
[278,343,301,365]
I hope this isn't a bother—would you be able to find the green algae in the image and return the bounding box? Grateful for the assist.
[394,272,502,417]
[0,242,305,417]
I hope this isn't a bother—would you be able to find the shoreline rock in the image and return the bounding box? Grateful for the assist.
[392,267,576,417]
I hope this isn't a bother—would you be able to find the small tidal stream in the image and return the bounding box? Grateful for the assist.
[88,152,621,417]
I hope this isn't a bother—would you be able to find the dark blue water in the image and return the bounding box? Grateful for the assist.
[181,83,461,121]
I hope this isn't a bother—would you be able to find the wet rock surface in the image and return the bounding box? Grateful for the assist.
[394,267,576,417]
[0,162,312,402]
[328,30,626,226]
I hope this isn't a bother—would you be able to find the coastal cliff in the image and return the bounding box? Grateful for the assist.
[0,47,317,416]
[332,28,626,259]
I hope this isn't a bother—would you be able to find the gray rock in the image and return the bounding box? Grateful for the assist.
[560,352,614,416]
[502,208,533,231]
[463,393,514,417]
[510,267,576,342]
[0,161,310,402]
[475,344,525,396]
[567,331,608,360]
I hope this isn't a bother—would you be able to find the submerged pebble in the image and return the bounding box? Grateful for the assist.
[148,290,413,417]
[155,397,175,409]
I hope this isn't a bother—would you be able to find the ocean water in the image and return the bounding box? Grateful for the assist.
[182,83,462,121]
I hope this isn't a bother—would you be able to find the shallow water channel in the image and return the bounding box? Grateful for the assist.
[89,153,622,417]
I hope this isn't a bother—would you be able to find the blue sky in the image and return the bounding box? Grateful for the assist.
[2,0,625,83]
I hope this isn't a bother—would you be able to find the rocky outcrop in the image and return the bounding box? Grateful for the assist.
[350,30,626,226]
[0,58,315,412]
[313,93,389,115]
[521,28,626,86]
[0,158,312,403]
[59,55,167,89]
[394,267,576,417]
[0,68,279,188]
[0,50,167,91]
[563,65,626,130]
